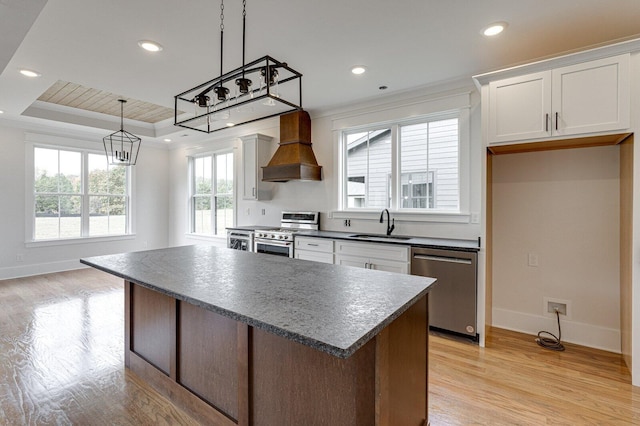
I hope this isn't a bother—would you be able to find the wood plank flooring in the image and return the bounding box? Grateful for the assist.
[1,268,639,425]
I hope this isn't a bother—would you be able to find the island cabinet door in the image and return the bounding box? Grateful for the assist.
[178,302,240,421]
[129,283,175,375]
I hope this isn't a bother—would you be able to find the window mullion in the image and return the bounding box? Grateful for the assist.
[210,155,218,235]
[81,151,89,236]
[390,124,399,210]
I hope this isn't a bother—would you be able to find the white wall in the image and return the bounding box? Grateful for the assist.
[167,83,484,248]
[492,145,620,352]
[0,123,170,279]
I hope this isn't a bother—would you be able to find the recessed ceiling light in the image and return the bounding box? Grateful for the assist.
[226,122,235,127]
[163,138,172,142]
[19,69,41,78]
[351,66,367,75]
[138,40,163,52]
[482,22,508,37]
[0,110,4,114]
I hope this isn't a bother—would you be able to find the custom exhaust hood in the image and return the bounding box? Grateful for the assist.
[262,110,322,182]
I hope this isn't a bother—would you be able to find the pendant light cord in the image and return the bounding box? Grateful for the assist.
[242,0,246,76]
[119,99,125,131]
[219,0,225,81]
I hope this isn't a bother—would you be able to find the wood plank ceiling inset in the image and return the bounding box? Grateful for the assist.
[37,80,174,124]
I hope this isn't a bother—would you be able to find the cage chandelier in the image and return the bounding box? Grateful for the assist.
[174,0,303,134]
[103,99,141,166]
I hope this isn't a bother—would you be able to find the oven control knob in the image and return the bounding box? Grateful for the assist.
[270,234,275,239]
[283,235,289,240]
[279,235,284,239]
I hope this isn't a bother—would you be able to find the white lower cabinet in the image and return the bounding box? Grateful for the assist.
[334,240,410,274]
[294,236,410,274]
[294,237,334,264]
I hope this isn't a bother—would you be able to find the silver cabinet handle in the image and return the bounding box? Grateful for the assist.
[308,243,319,247]
[364,262,369,269]
[252,187,256,197]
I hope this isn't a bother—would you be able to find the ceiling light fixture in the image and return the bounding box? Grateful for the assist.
[163,138,172,142]
[19,69,41,78]
[103,99,141,166]
[483,22,508,37]
[351,66,366,75]
[138,40,163,52]
[174,0,302,134]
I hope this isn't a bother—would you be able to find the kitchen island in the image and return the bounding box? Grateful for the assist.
[81,245,436,426]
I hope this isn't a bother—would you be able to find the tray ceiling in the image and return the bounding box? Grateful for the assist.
[37,80,174,124]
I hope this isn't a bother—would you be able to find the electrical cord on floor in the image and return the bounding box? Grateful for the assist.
[536,309,565,351]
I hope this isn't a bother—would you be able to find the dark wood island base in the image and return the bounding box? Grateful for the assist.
[125,281,428,426]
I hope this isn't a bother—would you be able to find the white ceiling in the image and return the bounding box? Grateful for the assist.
[3,0,640,144]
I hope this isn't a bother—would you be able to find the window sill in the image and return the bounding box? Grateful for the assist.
[25,234,136,248]
[330,210,471,224]
[185,233,227,242]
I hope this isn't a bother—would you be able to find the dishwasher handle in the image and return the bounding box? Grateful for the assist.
[413,254,472,265]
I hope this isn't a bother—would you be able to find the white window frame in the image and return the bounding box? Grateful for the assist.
[187,149,235,237]
[336,108,470,223]
[25,134,135,247]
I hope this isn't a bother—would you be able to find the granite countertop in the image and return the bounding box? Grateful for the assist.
[80,245,436,359]
[295,230,480,252]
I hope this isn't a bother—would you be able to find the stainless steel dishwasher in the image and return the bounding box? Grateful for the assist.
[411,247,478,339]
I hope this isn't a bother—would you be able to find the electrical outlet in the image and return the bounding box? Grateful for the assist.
[471,212,480,224]
[16,253,24,262]
[547,301,567,315]
[261,209,266,215]
[528,253,539,267]
[246,208,250,216]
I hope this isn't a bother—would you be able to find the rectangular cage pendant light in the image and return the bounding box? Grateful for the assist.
[174,55,302,134]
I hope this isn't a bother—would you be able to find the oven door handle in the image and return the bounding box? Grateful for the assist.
[255,239,293,247]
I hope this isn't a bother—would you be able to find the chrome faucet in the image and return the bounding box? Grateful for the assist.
[379,209,395,236]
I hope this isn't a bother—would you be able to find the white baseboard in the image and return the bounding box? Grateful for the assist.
[0,259,87,280]
[492,307,621,354]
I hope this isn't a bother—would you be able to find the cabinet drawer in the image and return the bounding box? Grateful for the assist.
[295,237,334,253]
[295,250,333,264]
[335,241,409,262]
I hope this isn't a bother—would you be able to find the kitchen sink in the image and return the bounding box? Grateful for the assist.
[349,234,412,241]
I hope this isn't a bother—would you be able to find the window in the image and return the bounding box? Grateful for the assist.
[344,128,391,209]
[190,152,234,237]
[341,114,460,212]
[33,146,131,240]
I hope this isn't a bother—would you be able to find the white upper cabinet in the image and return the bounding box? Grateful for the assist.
[487,54,630,145]
[241,134,273,200]
[489,71,552,143]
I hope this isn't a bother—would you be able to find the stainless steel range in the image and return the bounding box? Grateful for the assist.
[254,212,319,257]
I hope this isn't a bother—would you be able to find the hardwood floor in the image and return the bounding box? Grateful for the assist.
[429,329,640,425]
[1,268,639,425]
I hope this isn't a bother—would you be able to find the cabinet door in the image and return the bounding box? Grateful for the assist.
[242,137,258,200]
[369,258,409,274]
[295,250,334,264]
[334,254,368,269]
[488,71,552,144]
[552,54,630,136]
[241,134,273,200]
